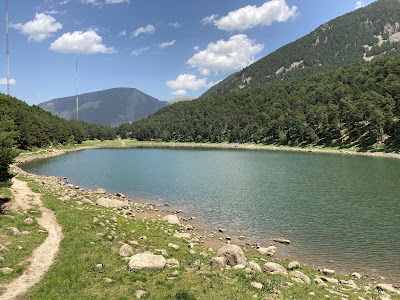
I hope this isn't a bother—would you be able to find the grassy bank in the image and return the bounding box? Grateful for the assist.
[5,172,394,299]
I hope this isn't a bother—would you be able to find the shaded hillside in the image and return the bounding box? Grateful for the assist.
[39,88,167,127]
[118,57,400,151]
[202,0,400,98]
[1,94,116,149]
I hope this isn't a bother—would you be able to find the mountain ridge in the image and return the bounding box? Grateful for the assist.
[201,0,400,98]
[39,87,167,127]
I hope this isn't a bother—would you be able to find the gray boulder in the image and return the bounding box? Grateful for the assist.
[128,253,166,270]
[287,261,301,270]
[162,215,180,225]
[263,262,287,275]
[257,246,276,256]
[217,244,246,266]
[119,244,134,257]
[173,232,190,239]
[290,270,311,284]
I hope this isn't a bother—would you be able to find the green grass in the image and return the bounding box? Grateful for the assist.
[5,176,393,300]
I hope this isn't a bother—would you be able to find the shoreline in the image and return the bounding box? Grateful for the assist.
[14,141,400,286]
[15,140,400,164]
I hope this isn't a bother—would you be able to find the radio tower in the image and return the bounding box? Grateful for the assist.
[76,60,79,120]
[6,0,10,95]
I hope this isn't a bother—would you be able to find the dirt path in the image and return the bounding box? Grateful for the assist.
[1,178,63,300]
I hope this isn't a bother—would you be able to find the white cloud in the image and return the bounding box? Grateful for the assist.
[131,24,156,37]
[169,22,182,29]
[43,10,67,15]
[206,0,297,31]
[131,46,150,56]
[355,1,365,9]
[50,30,115,54]
[10,13,62,42]
[159,40,176,48]
[117,30,126,37]
[0,78,16,85]
[193,46,199,51]
[172,89,187,96]
[201,14,219,25]
[166,74,213,92]
[187,34,264,75]
[105,0,129,4]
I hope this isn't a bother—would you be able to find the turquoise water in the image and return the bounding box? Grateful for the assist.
[21,148,400,282]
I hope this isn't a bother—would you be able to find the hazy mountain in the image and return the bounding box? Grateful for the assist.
[39,88,167,127]
[202,0,400,98]
[166,96,195,105]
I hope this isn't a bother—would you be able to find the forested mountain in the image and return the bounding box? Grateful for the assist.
[202,0,400,98]
[118,56,400,151]
[39,88,167,127]
[1,94,116,150]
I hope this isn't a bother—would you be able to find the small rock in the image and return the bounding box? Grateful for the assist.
[171,270,179,276]
[103,277,113,283]
[257,246,276,256]
[322,268,335,275]
[317,276,339,284]
[200,252,208,258]
[93,217,99,223]
[287,261,301,270]
[309,292,315,296]
[96,198,127,208]
[119,244,134,257]
[23,218,34,225]
[189,250,196,255]
[96,188,106,194]
[219,228,227,233]
[0,244,9,252]
[166,258,179,267]
[136,290,146,299]
[263,262,287,275]
[273,238,290,244]
[81,198,94,205]
[96,264,103,269]
[162,215,180,225]
[9,227,22,236]
[0,257,4,263]
[375,283,398,294]
[238,236,246,240]
[173,232,190,239]
[129,240,139,245]
[251,281,264,289]
[233,264,245,270]
[351,272,362,279]
[168,243,180,250]
[210,257,227,267]
[0,267,13,274]
[290,270,311,284]
[248,261,262,273]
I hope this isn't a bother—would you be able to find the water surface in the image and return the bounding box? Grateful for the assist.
[21,148,400,282]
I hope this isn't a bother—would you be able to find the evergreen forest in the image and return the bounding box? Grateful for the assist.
[119,57,400,151]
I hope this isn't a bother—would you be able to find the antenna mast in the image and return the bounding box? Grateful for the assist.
[6,0,10,95]
[76,60,78,120]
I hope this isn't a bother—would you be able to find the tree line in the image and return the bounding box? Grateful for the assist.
[0,94,117,186]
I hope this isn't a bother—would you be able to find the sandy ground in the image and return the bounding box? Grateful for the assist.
[0,178,63,300]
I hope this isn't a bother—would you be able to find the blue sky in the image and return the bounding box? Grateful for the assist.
[1,0,376,105]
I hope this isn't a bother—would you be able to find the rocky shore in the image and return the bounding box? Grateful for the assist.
[8,143,400,299]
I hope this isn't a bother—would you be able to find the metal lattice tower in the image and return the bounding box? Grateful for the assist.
[6,0,10,95]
